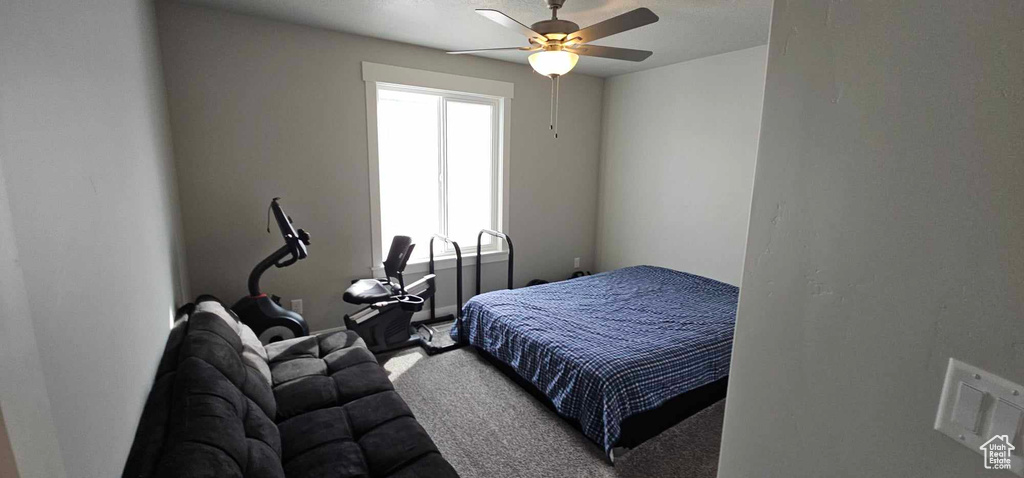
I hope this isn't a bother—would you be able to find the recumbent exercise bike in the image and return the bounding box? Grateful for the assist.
[343,235,463,355]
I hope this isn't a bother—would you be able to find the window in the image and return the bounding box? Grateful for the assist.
[376,86,498,261]
[363,62,513,272]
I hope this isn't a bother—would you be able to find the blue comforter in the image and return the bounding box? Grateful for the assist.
[452,265,739,454]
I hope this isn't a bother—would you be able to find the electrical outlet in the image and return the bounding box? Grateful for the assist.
[574,257,581,269]
[290,299,303,315]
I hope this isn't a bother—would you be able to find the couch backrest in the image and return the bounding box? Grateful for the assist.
[123,299,284,478]
[121,313,189,478]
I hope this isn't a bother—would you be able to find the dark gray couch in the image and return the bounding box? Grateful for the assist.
[123,298,458,478]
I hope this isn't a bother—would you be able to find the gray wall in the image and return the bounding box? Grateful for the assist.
[596,46,766,285]
[718,1,1023,477]
[0,0,187,476]
[156,3,605,332]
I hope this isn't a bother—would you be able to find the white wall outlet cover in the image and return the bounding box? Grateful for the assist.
[935,358,1024,476]
[290,299,303,315]
[574,257,581,268]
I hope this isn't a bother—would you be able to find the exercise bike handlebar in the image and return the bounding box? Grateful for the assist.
[247,198,311,296]
[476,229,513,295]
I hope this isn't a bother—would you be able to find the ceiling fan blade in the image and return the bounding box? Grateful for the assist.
[447,46,539,55]
[476,9,546,42]
[568,44,653,62]
[568,8,659,44]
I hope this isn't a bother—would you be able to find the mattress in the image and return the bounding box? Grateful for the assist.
[452,265,739,454]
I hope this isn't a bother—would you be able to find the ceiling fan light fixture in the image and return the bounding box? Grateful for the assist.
[455,2,659,139]
[528,50,579,77]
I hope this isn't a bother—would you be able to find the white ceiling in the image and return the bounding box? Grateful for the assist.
[173,0,772,77]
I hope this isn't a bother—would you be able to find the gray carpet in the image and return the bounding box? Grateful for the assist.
[379,346,725,478]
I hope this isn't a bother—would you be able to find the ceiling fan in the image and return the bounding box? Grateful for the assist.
[448,0,659,138]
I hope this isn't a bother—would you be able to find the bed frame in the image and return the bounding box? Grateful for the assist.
[476,348,728,463]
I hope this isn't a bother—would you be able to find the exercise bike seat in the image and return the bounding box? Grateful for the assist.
[344,279,393,304]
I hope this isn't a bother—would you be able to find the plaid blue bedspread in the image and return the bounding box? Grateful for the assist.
[452,265,739,454]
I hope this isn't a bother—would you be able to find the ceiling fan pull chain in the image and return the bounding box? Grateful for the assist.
[549,76,555,132]
[554,74,560,139]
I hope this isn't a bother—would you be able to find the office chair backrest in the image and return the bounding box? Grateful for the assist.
[383,235,414,282]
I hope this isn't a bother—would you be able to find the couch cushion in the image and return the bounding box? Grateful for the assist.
[125,300,458,478]
[155,358,283,478]
[277,393,457,478]
[240,323,273,386]
[152,302,284,478]
[268,331,381,420]
[196,299,274,387]
[183,309,277,419]
[269,331,458,478]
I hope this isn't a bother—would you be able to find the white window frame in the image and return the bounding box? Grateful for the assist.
[363,62,513,275]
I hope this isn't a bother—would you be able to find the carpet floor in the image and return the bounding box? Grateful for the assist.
[379,346,725,478]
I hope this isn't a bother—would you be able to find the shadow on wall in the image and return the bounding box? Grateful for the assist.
[0,408,20,478]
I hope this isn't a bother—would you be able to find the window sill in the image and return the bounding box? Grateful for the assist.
[371,249,508,276]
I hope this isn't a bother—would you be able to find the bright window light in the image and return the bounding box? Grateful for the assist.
[446,101,494,249]
[377,88,440,260]
[376,85,500,261]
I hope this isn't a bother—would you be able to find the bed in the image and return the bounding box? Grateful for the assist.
[450,265,739,459]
